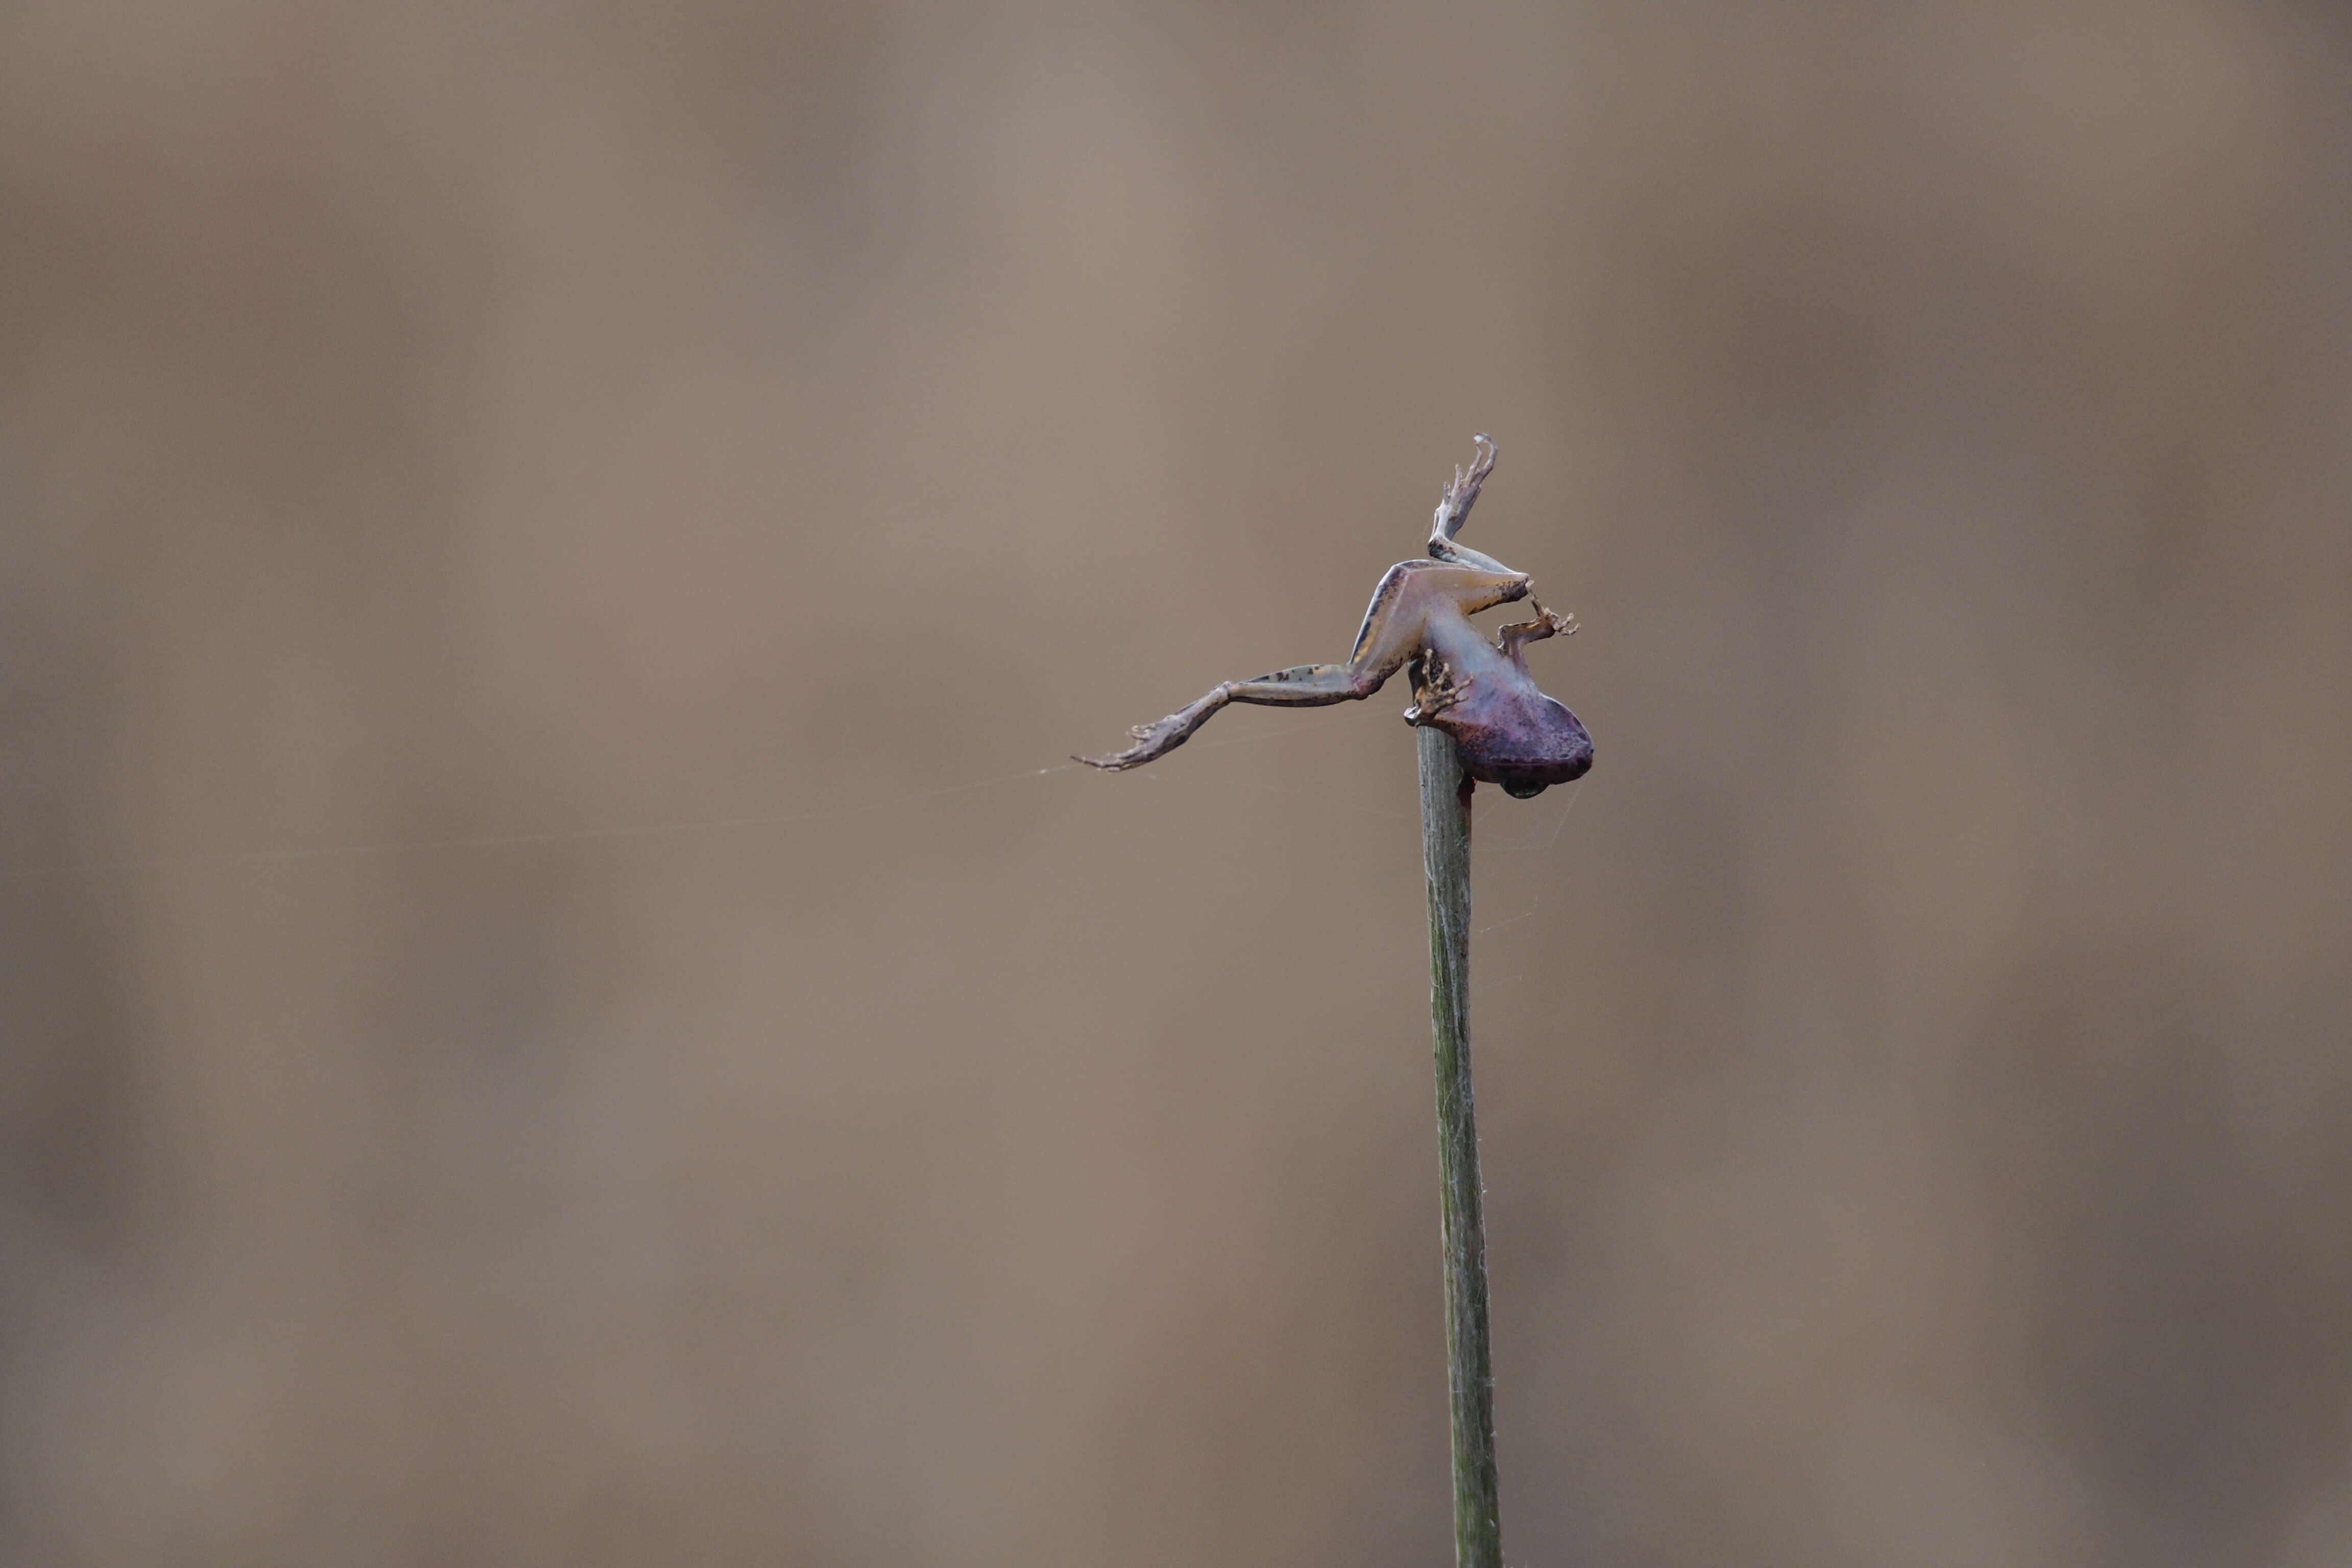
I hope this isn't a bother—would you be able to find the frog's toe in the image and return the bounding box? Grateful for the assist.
[1080,713,1185,770]
[1076,736,1157,769]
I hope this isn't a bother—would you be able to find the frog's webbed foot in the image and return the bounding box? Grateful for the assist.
[1427,433,1517,575]
[1497,597,1577,672]
[1075,684,1234,770]
[1429,434,1497,549]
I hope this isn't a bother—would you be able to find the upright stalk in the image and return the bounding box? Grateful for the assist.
[1417,723,1500,1568]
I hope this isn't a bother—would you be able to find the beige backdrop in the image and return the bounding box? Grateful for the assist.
[5,3,2350,1564]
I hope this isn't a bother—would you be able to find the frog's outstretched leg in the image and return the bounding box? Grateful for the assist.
[1077,560,1528,771]
[1073,663,1374,773]
[1496,598,1577,673]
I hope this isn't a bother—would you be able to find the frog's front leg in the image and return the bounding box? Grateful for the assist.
[1496,597,1577,673]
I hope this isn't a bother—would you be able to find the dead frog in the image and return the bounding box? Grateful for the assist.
[1079,435,1592,798]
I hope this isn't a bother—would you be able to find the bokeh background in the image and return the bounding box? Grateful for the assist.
[5,3,2350,1564]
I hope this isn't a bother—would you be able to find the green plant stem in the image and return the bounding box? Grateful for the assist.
[1417,723,1501,1568]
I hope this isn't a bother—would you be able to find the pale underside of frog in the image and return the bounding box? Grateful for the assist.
[1078,435,1592,798]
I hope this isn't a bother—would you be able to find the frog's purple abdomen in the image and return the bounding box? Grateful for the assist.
[1432,682,1593,798]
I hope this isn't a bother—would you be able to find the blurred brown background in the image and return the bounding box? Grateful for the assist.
[4,3,2350,1564]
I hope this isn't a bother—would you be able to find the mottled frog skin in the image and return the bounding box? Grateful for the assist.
[1080,435,1592,798]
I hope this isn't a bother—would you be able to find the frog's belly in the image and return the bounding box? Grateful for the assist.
[1430,685,1593,797]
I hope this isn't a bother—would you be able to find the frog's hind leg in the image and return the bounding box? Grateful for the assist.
[1072,662,1385,771]
[1075,558,1534,772]
[1426,432,1520,576]
[1075,564,1439,771]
